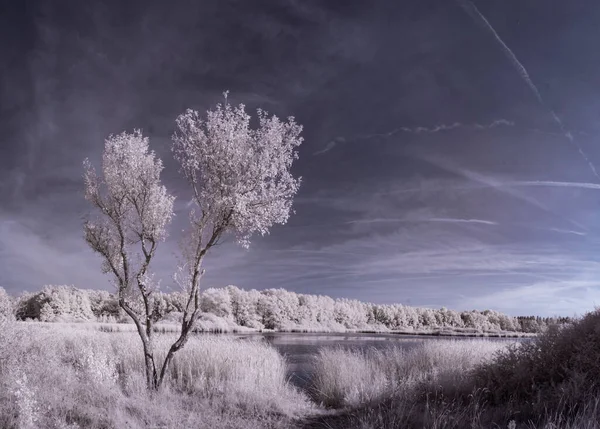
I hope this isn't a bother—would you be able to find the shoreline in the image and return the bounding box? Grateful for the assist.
[17,320,538,338]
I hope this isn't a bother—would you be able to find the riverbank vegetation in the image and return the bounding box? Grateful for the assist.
[307,309,600,428]
[3,285,570,335]
[0,321,312,429]
[0,308,598,428]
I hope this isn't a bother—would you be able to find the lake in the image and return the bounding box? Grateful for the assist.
[235,332,528,390]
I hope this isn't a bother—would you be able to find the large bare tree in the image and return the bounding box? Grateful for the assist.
[84,97,303,390]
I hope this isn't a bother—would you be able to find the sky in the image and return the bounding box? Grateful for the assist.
[2,0,600,317]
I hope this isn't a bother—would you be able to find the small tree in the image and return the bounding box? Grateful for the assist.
[84,96,303,390]
[84,130,175,389]
[160,96,302,386]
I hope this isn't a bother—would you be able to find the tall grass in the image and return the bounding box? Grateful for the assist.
[309,340,509,408]
[0,322,311,429]
[308,312,600,429]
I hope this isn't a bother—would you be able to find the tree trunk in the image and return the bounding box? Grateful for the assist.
[118,300,158,390]
[143,335,158,390]
[157,328,189,389]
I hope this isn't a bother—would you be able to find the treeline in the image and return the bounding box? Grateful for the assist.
[0,285,572,333]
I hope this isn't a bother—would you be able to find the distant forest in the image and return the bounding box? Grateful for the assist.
[1,285,572,333]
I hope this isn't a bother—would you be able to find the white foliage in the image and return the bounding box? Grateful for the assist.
[201,287,233,318]
[83,130,175,291]
[0,287,13,324]
[172,96,303,248]
[79,344,118,386]
[39,302,55,322]
[10,371,39,429]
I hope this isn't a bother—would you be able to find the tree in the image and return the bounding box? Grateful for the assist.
[83,96,303,390]
[160,95,302,385]
[200,287,233,318]
[83,130,176,389]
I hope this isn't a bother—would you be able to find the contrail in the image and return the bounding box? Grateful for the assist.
[548,228,587,237]
[507,180,600,190]
[363,119,514,138]
[313,119,514,155]
[346,218,407,224]
[313,137,344,155]
[347,216,585,237]
[346,217,498,226]
[379,179,600,195]
[414,152,589,232]
[428,218,498,225]
[457,0,600,180]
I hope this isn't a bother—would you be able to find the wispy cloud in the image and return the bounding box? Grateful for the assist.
[507,180,600,190]
[547,228,587,237]
[313,137,344,155]
[313,120,514,155]
[363,119,514,137]
[428,218,498,225]
[413,153,589,232]
[459,279,600,317]
[346,217,498,226]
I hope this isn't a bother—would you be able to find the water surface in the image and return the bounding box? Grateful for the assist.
[236,332,526,389]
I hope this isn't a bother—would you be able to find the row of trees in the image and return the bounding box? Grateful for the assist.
[2,284,571,334]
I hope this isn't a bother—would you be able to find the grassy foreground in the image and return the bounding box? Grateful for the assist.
[2,310,599,428]
[0,322,312,429]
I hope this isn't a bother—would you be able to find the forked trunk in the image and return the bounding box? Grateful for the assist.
[143,342,158,390]
[156,326,191,389]
[119,300,159,390]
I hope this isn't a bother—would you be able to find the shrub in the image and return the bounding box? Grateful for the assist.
[475,309,600,416]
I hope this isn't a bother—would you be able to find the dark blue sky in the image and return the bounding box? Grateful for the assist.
[2,0,600,316]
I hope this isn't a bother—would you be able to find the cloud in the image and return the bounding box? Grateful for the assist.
[508,180,600,190]
[412,153,589,231]
[313,120,515,155]
[548,228,587,236]
[313,137,344,155]
[345,217,498,226]
[428,218,498,225]
[459,279,600,317]
[0,215,97,293]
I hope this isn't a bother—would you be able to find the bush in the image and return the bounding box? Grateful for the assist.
[475,309,600,415]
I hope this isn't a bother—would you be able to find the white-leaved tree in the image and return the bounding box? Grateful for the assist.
[160,95,302,385]
[83,95,303,390]
[83,130,176,390]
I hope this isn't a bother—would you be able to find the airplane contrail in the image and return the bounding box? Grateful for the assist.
[361,119,514,138]
[414,152,589,231]
[428,218,498,225]
[548,228,587,237]
[456,0,600,180]
[346,217,498,226]
[313,120,514,155]
[508,180,600,190]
